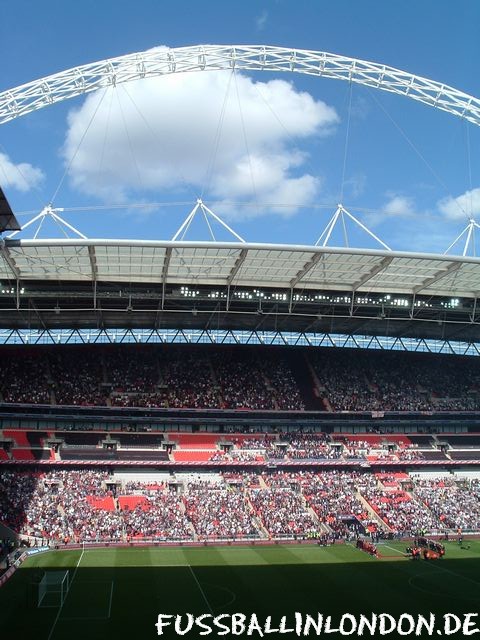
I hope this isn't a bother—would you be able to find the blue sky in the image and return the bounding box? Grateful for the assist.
[0,0,479,253]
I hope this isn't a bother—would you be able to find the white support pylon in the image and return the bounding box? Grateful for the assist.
[315,204,391,251]
[7,204,87,239]
[171,199,245,243]
[444,218,480,257]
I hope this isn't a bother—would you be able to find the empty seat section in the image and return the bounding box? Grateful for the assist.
[12,449,35,461]
[3,430,30,447]
[169,434,220,448]
[173,450,216,462]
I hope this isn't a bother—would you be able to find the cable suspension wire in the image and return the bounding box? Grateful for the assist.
[120,82,197,201]
[17,199,464,223]
[251,80,329,213]
[59,201,194,212]
[13,201,337,218]
[465,121,474,217]
[366,87,470,222]
[98,86,115,187]
[233,70,259,216]
[50,87,108,205]
[339,82,353,204]
[117,85,144,193]
[201,71,234,200]
[20,201,456,219]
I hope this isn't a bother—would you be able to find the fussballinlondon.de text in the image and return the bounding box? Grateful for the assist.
[155,612,480,636]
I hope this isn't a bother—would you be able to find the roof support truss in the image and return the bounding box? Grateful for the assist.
[2,327,480,358]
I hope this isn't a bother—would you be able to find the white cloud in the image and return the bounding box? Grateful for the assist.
[438,187,480,220]
[382,195,416,217]
[255,9,269,31]
[62,65,339,218]
[343,173,366,198]
[361,194,418,229]
[0,152,44,192]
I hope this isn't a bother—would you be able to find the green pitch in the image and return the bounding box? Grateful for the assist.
[1,541,480,639]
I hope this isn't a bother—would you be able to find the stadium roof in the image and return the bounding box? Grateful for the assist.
[1,238,480,343]
[1,239,479,296]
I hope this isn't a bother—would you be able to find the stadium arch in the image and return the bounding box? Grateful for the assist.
[0,45,479,126]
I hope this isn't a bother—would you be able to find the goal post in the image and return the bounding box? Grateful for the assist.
[37,571,70,608]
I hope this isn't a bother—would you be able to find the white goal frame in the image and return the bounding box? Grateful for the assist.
[37,570,70,608]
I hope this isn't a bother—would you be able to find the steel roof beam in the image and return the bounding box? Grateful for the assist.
[87,245,98,309]
[0,241,21,280]
[161,247,172,311]
[227,249,248,285]
[88,246,98,280]
[413,261,462,295]
[290,252,322,288]
[352,256,394,291]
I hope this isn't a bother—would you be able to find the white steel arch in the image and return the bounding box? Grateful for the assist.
[0,45,479,126]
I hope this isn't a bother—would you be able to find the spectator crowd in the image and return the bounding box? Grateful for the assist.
[2,469,479,544]
[1,344,478,412]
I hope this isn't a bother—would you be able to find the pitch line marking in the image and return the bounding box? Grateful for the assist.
[59,579,114,621]
[202,583,237,609]
[61,616,109,621]
[382,544,406,555]
[408,573,480,603]
[107,580,114,618]
[188,565,215,615]
[426,561,480,588]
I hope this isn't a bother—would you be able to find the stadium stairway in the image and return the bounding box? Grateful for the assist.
[244,492,269,538]
[0,448,10,460]
[258,475,269,489]
[355,491,393,534]
[100,352,113,406]
[206,357,222,406]
[306,505,331,534]
[264,374,279,411]
[288,352,326,410]
[184,509,198,541]
[155,354,164,388]
[404,487,440,522]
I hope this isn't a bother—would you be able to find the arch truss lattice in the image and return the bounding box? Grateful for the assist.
[0,45,479,127]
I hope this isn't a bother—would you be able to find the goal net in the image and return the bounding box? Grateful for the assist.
[37,571,70,608]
